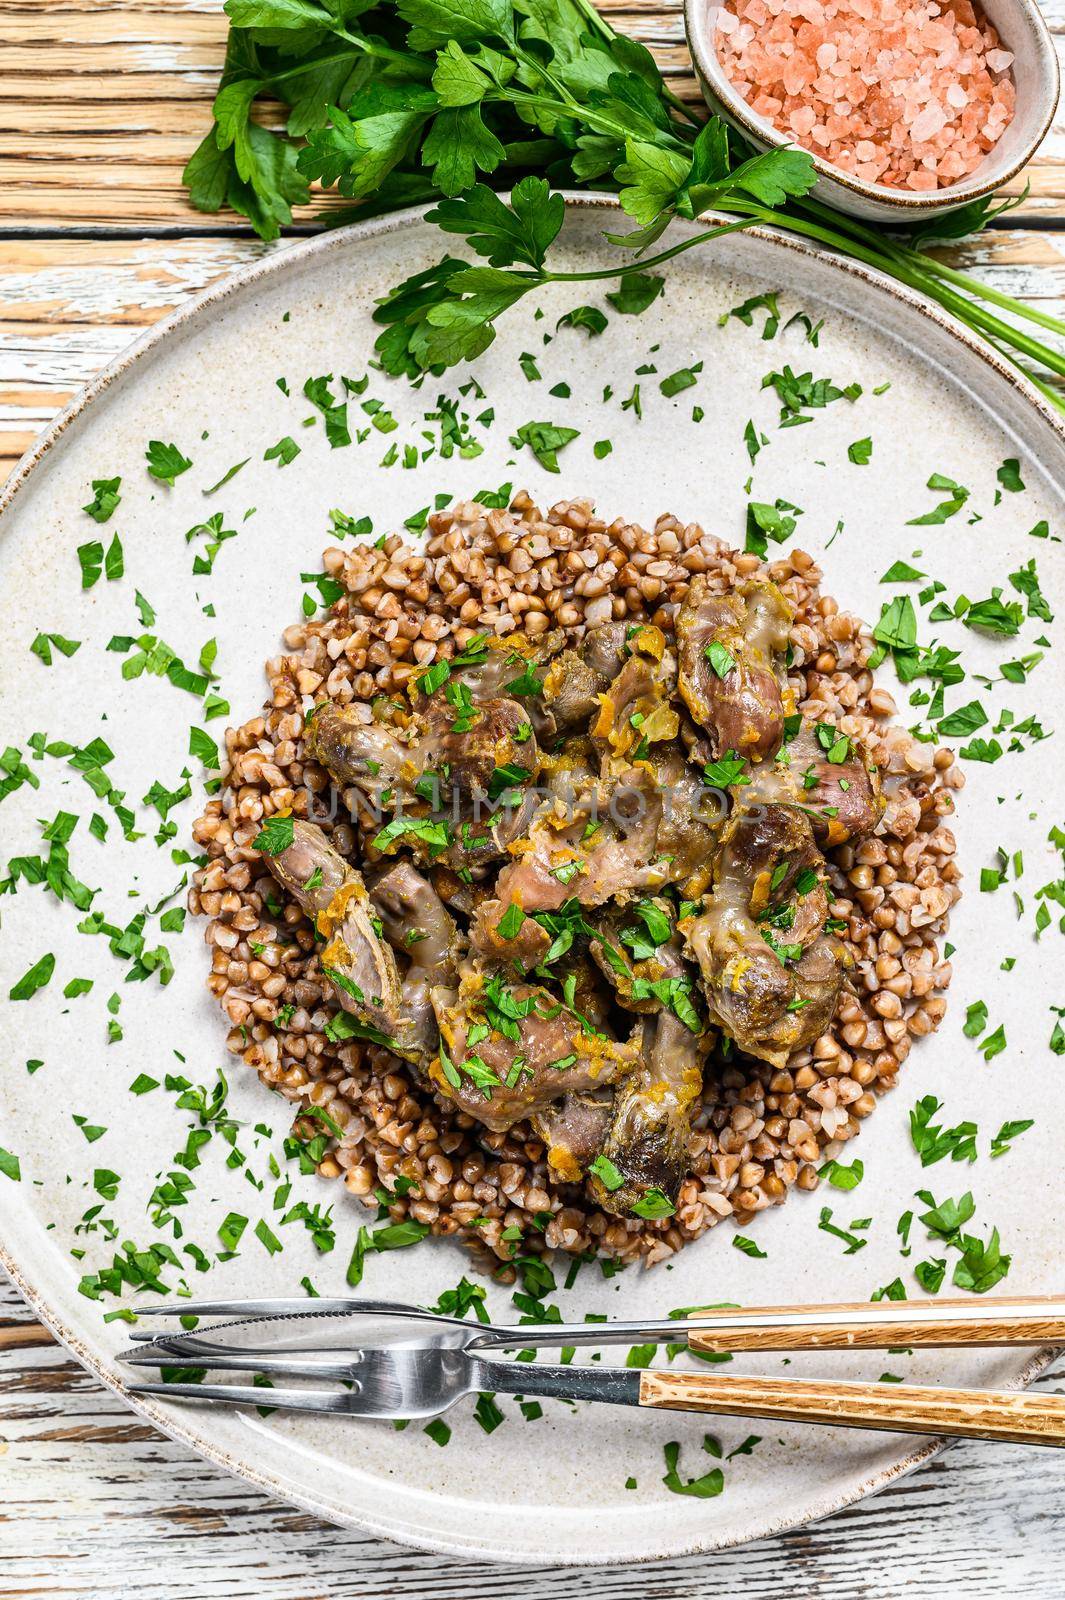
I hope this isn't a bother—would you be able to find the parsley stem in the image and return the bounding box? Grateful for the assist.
[1011,363,1065,409]
[908,254,1065,340]
[333,26,431,72]
[265,41,428,82]
[543,217,757,281]
[914,274,1065,382]
[500,89,691,154]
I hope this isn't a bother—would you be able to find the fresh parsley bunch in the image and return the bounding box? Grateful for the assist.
[186,0,1065,402]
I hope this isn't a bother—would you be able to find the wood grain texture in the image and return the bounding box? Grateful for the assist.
[639,1370,1065,1445]
[0,0,1064,226]
[685,1297,1065,1352]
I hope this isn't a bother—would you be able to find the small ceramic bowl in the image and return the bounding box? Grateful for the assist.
[684,0,1059,221]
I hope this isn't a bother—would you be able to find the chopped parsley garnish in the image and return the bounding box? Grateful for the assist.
[83,476,122,523]
[372,815,451,856]
[732,1234,767,1258]
[661,1439,725,1499]
[910,1095,977,1167]
[495,903,526,940]
[990,1119,1034,1159]
[509,421,580,473]
[345,1216,430,1288]
[203,457,250,495]
[605,273,663,315]
[303,374,351,448]
[915,1188,1011,1293]
[815,723,850,763]
[77,533,123,590]
[251,815,294,856]
[557,305,608,337]
[760,364,861,426]
[997,458,1025,493]
[417,660,451,697]
[819,1157,864,1191]
[31,633,81,666]
[880,560,924,583]
[745,498,799,558]
[589,1154,625,1192]
[145,440,192,486]
[264,435,300,467]
[702,751,749,788]
[9,952,55,1001]
[660,361,702,398]
[817,1207,867,1253]
[504,661,542,698]
[630,1187,675,1220]
[720,291,780,338]
[907,473,969,525]
[254,1218,282,1255]
[705,640,735,679]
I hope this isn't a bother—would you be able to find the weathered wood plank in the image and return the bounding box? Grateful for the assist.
[0,0,1062,227]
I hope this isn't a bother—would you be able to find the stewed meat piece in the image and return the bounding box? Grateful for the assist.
[538,620,632,734]
[261,819,416,1053]
[587,908,710,1214]
[746,722,884,846]
[588,1010,709,1214]
[677,576,793,762]
[306,694,540,872]
[681,803,849,1068]
[486,764,669,921]
[304,703,413,810]
[429,966,640,1133]
[258,551,883,1224]
[532,1093,614,1183]
[369,860,460,1061]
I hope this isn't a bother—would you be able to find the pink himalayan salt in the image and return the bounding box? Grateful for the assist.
[717,0,1015,190]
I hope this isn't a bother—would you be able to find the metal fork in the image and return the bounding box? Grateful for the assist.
[122,1340,1065,1445]
[122,1294,1065,1354]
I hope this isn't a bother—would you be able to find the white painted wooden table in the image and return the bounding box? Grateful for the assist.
[4,0,1065,1591]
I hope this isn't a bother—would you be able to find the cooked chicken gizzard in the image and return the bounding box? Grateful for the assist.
[263,580,883,1220]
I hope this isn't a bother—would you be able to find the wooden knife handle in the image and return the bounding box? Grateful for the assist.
[638,1370,1065,1446]
[685,1297,1065,1354]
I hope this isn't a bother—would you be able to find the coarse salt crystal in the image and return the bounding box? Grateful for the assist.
[910,101,947,140]
[715,0,1015,189]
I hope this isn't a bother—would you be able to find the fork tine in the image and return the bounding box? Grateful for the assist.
[125,1297,447,1322]
[121,1346,361,1383]
[127,1380,362,1414]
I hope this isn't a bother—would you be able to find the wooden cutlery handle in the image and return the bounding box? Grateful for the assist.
[685,1297,1065,1354]
[639,1370,1065,1446]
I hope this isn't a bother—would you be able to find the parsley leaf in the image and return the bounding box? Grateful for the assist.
[509,420,580,473]
[83,476,122,523]
[252,815,295,856]
[146,441,192,486]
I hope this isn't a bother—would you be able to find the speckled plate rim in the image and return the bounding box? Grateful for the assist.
[0,194,1060,1566]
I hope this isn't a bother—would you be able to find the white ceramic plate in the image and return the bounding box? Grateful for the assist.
[1,199,1063,1565]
